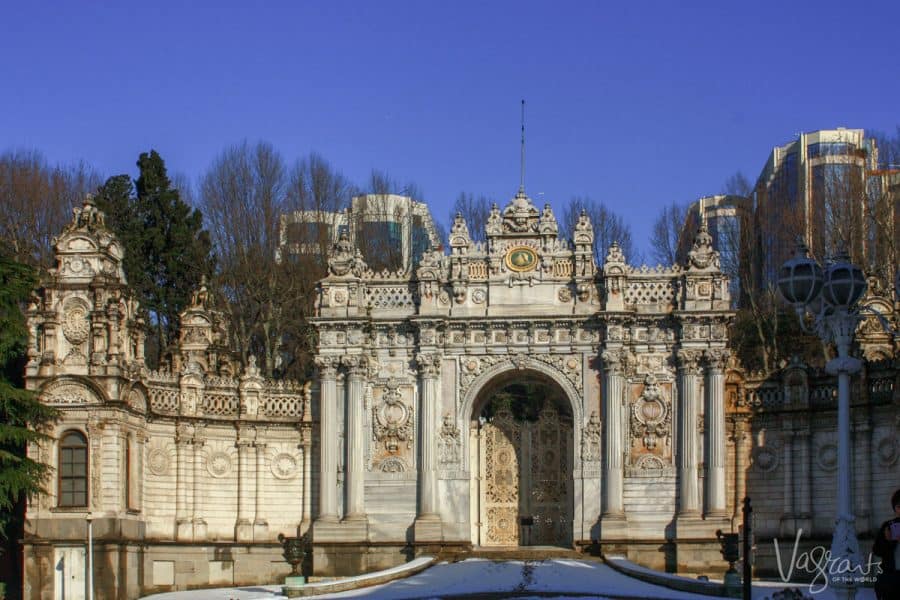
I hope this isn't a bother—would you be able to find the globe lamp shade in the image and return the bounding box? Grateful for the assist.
[778,243,823,306]
[822,259,867,309]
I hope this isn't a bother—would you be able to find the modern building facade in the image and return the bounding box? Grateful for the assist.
[751,128,896,288]
[277,194,442,273]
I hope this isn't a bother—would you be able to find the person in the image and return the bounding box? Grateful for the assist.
[873,488,900,600]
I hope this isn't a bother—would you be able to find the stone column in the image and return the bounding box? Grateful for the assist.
[300,427,313,533]
[730,417,748,523]
[135,432,148,512]
[781,426,795,534]
[316,357,340,522]
[855,420,872,533]
[414,353,442,541]
[234,428,254,541]
[253,441,268,538]
[676,349,702,517]
[795,425,811,528]
[175,423,193,540]
[192,427,207,539]
[601,349,625,519]
[342,356,368,521]
[704,349,728,517]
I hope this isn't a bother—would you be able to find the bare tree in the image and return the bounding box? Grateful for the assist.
[560,196,637,266]
[648,201,687,267]
[0,149,101,267]
[200,140,314,378]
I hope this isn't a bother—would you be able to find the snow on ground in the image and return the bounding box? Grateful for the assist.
[141,558,879,600]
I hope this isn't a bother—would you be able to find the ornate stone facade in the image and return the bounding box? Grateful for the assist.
[23,194,899,597]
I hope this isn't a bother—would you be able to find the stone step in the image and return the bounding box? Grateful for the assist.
[439,545,599,563]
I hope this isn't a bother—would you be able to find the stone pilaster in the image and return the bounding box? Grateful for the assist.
[676,349,702,518]
[175,423,193,541]
[795,425,812,531]
[234,430,254,542]
[192,427,207,539]
[704,349,728,517]
[342,356,368,523]
[414,352,442,542]
[314,356,340,534]
[253,441,268,539]
[855,420,872,533]
[601,349,626,525]
[730,417,748,523]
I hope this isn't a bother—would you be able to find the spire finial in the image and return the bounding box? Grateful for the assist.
[519,99,526,196]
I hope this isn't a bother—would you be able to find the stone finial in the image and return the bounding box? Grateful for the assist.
[605,241,626,266]
[450,212,470,248]
[190,276,209,309]
[327,230,366,277]
[65,194,107,233]
[539,203,558,235]
[686,221,720,271]
[486,203,502,236]
[501,191,540,233]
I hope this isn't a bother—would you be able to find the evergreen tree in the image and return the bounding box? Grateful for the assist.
[95,151,214,367]
[0,248,57,539]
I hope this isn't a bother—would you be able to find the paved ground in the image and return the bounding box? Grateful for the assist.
[141,558,879,600]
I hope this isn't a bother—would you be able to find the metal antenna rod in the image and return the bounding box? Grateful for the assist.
[519,99,526,195]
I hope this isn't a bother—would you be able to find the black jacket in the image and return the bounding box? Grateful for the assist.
[873,517,900,575]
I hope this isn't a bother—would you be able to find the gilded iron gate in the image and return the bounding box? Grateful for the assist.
[479,400,572,546]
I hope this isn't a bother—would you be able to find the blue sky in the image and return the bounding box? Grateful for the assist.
[3,1,898,261]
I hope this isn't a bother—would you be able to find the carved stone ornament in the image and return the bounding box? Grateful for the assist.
[271,452,298,479]
[42,381,97,405]
[581,411,602,463]
[438,414,460,466]
[816,442,838,471]
[314,355,339,378]
[148,447,171,476]
[505,246,538,273]
[379,456,409,473]
[471,288,487,304]
[752,447,779,473]
[207,451,232,478]
[501,191,540,233]
[676,349,704,375]
[62,302,91,344]
[558,287,573,303]
[416,353,441,378]
[372,380,414,453]
[875,435,899,466]
[327,230,366,277]
[686,222,720,271]
[630,374,671,450]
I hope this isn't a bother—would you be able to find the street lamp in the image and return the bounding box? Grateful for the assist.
[777,241,884,600]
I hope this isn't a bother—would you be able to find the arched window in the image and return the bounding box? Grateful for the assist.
[59,431,88,507]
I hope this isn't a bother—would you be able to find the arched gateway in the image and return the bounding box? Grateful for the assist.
[469,368,575,547]
[311,188,735,574]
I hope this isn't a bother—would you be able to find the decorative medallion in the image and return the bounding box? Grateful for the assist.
[333,290,346,305]
[876,436,899,466]
[148,448,170,476]
[62,304,90,344]
[558,287,572,303]
[271,453,298,479]
[504,246,538,273]
[753,447,778,472]
[817,443,837,471]
[471,289,486,304]
[207,451,232,478]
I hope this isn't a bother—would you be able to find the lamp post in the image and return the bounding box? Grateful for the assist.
[85,512,93,600]
[777,242,873,600]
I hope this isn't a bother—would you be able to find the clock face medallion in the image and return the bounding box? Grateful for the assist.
[505,246,538,272]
